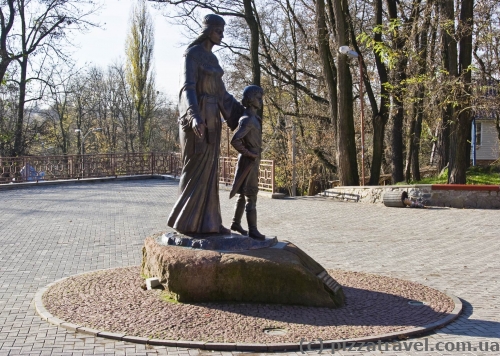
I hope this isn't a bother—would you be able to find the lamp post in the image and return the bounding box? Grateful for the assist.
[339,45,365,186]
[75,128,102,178]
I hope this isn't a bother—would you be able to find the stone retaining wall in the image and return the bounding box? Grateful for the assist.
[321,184,500,209]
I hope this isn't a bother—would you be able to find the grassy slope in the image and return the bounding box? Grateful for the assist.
[410,167,500,185]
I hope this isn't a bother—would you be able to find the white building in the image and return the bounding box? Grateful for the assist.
[472,117,499,164]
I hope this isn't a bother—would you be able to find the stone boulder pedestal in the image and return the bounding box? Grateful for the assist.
[141,233,345,308]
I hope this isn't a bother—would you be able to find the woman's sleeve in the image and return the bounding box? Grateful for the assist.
[178,52,200,131]
[219,85,244,131]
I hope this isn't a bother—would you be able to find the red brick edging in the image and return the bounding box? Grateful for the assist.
[431,184,500,191]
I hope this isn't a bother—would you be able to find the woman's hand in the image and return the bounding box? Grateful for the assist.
[192,117,207,138]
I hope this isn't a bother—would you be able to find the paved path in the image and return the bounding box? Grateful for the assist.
[1,179,499,355]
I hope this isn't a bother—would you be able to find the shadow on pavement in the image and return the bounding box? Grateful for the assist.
[437,299,500,338]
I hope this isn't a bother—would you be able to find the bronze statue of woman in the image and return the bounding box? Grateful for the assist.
[167,14,243,235]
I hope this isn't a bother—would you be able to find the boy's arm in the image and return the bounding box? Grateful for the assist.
[231,117,258,160]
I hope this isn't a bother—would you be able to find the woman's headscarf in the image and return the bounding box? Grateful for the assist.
[186,14,226,50]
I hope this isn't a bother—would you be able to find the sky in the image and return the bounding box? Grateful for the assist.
[70,0,186,100]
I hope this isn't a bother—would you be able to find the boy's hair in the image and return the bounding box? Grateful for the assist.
[242,85,264,107]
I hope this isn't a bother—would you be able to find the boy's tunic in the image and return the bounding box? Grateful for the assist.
[231,114,262,196]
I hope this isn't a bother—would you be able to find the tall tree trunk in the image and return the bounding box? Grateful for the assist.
[12,57,28,156]
[367,0,390,185]
[448,0,473,184]
[408,8,430,182]
[436,115,450,171]
[0,59,12,84]
[244,0,262,118]
[330,0,359,185]
[58,107,69,154]
[307,165,320,196]
[406,99,423,182]
[405,118,416,182]
[243,0,260,88]
[316,0,338,141]
[391,79,405,184]
[436,0,458,173]
[370,115,387,185]
[138,110,144,151]
[495,113,500,141]
[0,0,15,84]
[448,120,470,182]
[411,115,422,181]
[387,0,406,184]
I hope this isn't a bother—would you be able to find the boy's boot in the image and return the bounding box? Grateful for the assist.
[247,209,265,240]
[230,195,248,235]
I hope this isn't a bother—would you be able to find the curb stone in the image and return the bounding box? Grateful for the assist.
[0,174,179,191]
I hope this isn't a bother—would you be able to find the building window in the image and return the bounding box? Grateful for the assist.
[475,122,482,146]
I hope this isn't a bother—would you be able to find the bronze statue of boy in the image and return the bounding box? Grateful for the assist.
[229,85,266,240]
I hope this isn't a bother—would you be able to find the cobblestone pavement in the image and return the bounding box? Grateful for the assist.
[1,179,499,355]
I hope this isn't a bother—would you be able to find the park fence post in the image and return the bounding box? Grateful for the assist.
[272,160,275,194]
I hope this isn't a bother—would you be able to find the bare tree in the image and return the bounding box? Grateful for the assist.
[1,0,98,156]
[42,65,79,155]
[150,0,261,87]
[0,0,15,84]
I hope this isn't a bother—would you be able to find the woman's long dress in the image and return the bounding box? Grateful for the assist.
[167,44,243,234]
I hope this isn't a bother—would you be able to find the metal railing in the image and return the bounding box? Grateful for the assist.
[0,153,275,193]
[0,153,181,184]
[219,157,275,193]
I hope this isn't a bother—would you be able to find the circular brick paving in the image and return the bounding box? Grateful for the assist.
[36,265,461,351]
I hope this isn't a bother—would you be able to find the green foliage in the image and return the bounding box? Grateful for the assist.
[410,167,500,185]
[438,167,449,180]
[357,19,403,70]
[466,165,500,185]
[357,33,398,69]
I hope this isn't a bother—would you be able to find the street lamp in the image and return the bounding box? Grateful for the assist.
[75,127,102,155]
[339,45,365,186]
